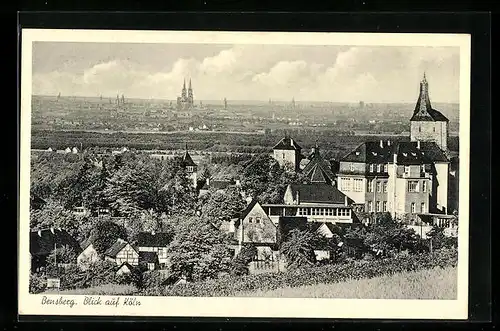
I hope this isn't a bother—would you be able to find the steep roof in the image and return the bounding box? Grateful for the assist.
[200,179,235,191]
[139,251,159,264]
[104,238,134,258]
[30,228,82,256]
[273,137,302,151]
[117,262,142,277]
[410,74,449,122]
[135,232,173,247]
[288,183,351,205]
[181,150,197,167]
[341,141,449,165]
[239,199,260,220]
[302,147,336,184]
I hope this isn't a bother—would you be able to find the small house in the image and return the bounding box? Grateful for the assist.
[138,251,159,271]
[135,231,173,266]
[76,238,100,269]
[116,262,141,277]
[104,238,139,266]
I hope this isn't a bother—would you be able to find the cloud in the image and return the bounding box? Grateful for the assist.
[32,45,460,103]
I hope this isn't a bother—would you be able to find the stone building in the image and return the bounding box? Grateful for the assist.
[176,78,194,111]
[272,136,302,171]
[409,73,449,152]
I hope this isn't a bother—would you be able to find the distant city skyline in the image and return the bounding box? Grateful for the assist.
[32,43,460,104]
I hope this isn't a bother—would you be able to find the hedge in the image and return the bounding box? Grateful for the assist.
[139,248,457,297]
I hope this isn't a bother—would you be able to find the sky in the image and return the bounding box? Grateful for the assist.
[32,42,460,103]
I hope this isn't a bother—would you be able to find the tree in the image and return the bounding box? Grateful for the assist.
[167,216,233,282]
[201,187,246,227]
[90,220,128,256]
[230,244,257,276]
[426,225,458,251]
[280,229,318,269]
[30,199,81,240]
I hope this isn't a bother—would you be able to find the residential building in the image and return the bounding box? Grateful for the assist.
[116,262,141,277]
[138,251,160,271]
[103,238,139,266]
[134,231,172,266]
[77,239,100,269]
[272,136,302,171]
[262,183,355,225]
[337,140,449,217]
[410,73,449,152]
[30,227,81,272]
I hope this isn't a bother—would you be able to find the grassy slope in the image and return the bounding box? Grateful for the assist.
[235,266,457,300]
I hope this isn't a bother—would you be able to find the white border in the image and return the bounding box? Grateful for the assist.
[19,29,471,319]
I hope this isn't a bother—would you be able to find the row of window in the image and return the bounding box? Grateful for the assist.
[340,178,388,193]
[297,208,351,217]
[367,201,388,213]
[408,180,428,193]
[248,216,262,224]
[410,202,427,213]
[418,126,437,133]
[404,165,428,176]
[367,164,388,173]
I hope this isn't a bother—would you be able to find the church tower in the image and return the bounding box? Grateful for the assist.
[410,73,449,151]
[181,79,187,100]
[272,135,302,172]
[188,79,194,105]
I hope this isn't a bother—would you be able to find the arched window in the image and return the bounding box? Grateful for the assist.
[418,126,421,132]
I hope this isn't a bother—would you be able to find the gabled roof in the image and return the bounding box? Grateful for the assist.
[340,141,448,164]
[273,137,302,151]
[239,199,260,220]
[302,147,336,184]
[30,228,81,256]
[410,74,449,122]
[135,232,173,247]
[117,262,142,277]
[104,238,134,258]
[288,183,350,205]
[139,251,159,264]
[181,150,197,167]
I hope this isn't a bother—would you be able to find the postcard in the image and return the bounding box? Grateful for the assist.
[19,28,470,319]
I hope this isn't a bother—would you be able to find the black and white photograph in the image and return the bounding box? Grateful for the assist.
[19,29,471,319]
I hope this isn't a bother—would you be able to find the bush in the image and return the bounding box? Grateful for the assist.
[142,248,457,297]
[29,272,47,294]
[230,244,257,276]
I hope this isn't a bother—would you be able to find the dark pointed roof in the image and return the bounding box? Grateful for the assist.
[181,149,197,167]
[302,147,336,184]
[288,183,351,205]
[135,232,173,247]
[273,137,302,151]
[341,141,449,164]
[410,74,449,122]
[138,251,159,264]
[239,199,260,220]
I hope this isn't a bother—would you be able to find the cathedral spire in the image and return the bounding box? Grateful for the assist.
[188,78,192,90]
[183,78,186,90]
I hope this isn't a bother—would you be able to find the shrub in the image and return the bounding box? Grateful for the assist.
[143,248,457,297]
[230,244,257,276]
[29,272,47,294]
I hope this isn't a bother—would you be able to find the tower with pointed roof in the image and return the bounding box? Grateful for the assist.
[177,78,194,110]
[181,143,198,188]
[410,73,449,151]
[188,79,194,105]
[272,136,302,172]
[302,143,336,185]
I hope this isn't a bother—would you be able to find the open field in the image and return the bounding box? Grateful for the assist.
[235,266,457,299]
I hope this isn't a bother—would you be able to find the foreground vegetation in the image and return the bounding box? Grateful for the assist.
[236,266,457,299]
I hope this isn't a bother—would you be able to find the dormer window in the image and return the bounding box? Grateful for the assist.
[403,153,408,157]
[369,164,374,172]
[186,166,194,172]
[376,164,381,172]
[350,163,354,171]
[355,151,360,156]
[411,152,416,157]
[383,164,388,172]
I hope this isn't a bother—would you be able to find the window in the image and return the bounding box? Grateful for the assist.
[383,164,388,172]
[353,178,363,192]
[376,201,381,212]
[369,164,374,172]
[408,181,419,192]
[367,201,373,212]
[148,262,155,271]
[383,201,387,212]
[433,127,436,133]
[327,209,334,216]
[383,182,387,192]
[421,164,426,173]
[338,209,349,216]
[187,166,193,172]
[282,153,285,159]
[350,163,354,171]
[341,177,352,191]
[418,126,421,132]
[256,217,261,224]
[376,181,382,193]
[421,202,426,213]
[367,179,374,193]
[377,164,381,172]
[404,165,410,176]
[248,217,253,223]
[422,180,427,192]
[411,202,416,213]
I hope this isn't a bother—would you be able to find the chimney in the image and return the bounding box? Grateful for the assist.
[344,195,348,206]
[37,230,42,237]
[417,140,421,149]
[380,140,383,148]
[393,153,397,164]
[290,138,293,146]
[295,191,299,204]
[206,177,210,186]
[387,140,391,146]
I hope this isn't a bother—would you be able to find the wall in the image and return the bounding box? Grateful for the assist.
[115,244,139,266]
[434,162,449,213]
[337,175,366,204]
[273,149,298,171]
[364,178,389,212]
[77,244,99,269]
[410,120,448,151]
[236,203,277,244]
